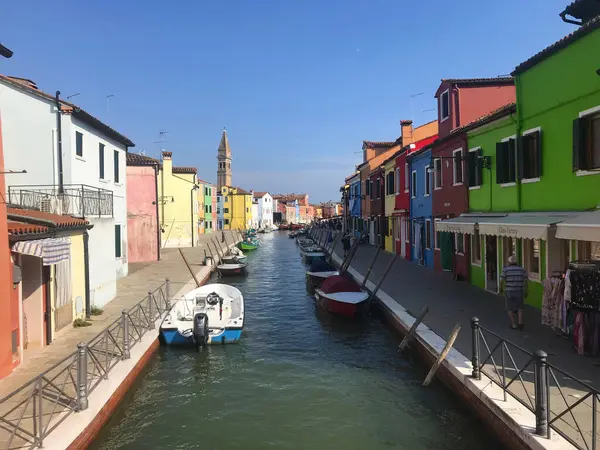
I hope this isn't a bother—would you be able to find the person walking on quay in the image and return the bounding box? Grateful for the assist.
[500,255,528,330]
[221,230,226,243]
[342,232,351,258]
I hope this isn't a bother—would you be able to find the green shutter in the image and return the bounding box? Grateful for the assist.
[517,136,524,180]
[476,149,483,186]
[115,225,121,258]
[495,142,505,184]
[535,130,543,178]
[507,139,516,183]
[467,151,476,187]
[572,118,588,171]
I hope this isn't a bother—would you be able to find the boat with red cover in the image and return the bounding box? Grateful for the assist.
[314,275,369,318]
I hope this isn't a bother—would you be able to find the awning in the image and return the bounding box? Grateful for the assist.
[556,209,600,242]
[12,237,71,265]
[478,213,579,240]
[435,216,478,234]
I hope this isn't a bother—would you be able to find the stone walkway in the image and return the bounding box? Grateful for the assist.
[328,238,599,450]
[0,230,240,400]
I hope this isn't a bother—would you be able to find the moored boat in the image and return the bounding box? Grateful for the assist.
[306,259,339,287]
[222,254,247,264]
[238,241,258,252]
[302,250,327,264]
[314,275,369,318]
[217,262,248,276]
[159,283,244,348]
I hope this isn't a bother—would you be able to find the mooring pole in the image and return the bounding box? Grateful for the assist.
[398,306,429,351]
[212,237,223,260]
[366,252,399,304]
[178,248,201,287]
[206,239,217,267]
[210,240,222,265]
[328,232,340,256]
[222,231,231,254]
[423,323,461,386]
[360,247,381,289]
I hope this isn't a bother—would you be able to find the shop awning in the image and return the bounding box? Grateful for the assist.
[435,216,478,234]
[478,213,579,240]
[556,209,600,242]
[12,237,71,265]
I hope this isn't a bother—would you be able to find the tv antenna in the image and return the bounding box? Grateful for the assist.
[66,93,81,100]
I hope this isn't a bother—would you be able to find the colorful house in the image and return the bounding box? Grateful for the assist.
[199,180,215,233]
[431,77,515,281]
[126,153,160,262]
[219,186,252,230]
[347,172,361,237]
[211,185,217,230]
[408,146,434,268]
[384,147,399,252]
[157,151,201,247]
[369,167,385,247]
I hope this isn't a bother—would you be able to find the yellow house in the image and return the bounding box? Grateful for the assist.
[197,185,205,234]
[220,186,233,229]
[383,148,399,253]
[218,186,252,230]
[158,151,201,247]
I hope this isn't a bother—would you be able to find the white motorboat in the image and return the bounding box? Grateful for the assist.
[159,283,244,348]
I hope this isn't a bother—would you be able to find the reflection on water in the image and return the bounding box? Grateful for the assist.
[91,232,500,450]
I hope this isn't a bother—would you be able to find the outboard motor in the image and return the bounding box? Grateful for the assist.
[193,312,209,351]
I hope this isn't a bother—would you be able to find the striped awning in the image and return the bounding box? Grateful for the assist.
[12,237,71,265]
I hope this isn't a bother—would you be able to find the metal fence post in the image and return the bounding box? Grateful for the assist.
[148,291,155,330]
[80,185,86,218]
[76,342,89,411]
[165,278,171,310]
[534,350,549,437]
[122,310,130,360]
[471,317,481,380]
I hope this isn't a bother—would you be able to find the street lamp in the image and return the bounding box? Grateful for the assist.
[190,185,200,247]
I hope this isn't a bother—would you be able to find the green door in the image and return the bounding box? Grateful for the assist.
[440,232,453,271]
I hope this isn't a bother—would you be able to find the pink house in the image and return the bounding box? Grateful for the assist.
[126,153,160,262]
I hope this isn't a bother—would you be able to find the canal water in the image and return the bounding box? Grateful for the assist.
[91,232,499,450]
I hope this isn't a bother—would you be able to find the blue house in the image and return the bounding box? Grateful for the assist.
[347,173,361,237]
[408,146,434,268]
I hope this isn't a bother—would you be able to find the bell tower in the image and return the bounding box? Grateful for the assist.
[217,128,232,189]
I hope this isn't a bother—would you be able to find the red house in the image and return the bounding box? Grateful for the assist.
[431,77,515,280]
[369,168,385,248]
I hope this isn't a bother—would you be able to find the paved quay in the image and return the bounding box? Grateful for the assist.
[328,238,599,450]
[0,231,240,449]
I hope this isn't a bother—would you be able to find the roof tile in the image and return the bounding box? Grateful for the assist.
[172,166,197,174]
[126,153,159,166]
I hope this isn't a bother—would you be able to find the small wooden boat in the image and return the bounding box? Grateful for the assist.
[222,254,247,264]
[238,241,258,252]
[302,250,327,264]
[314,275,369,318]
[159,284,244,348]
[306,260,339,287]
[217,262,248,276]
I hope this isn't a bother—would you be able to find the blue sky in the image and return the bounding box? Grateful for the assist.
[1,0,576,203]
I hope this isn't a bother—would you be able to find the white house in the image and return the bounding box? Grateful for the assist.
[0,75,134,308]
[251,200,259,229]
[253,192,274,228]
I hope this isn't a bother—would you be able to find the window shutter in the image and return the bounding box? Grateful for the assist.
[507,139,516,182]
[517,136,524,180]
[572,118,587,171]
[467,151,476,187]
[535,130,543,178]
[476,149,483,186]
[495,142,505,184]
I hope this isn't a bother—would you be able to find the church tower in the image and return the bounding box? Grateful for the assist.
[217,128,232,189]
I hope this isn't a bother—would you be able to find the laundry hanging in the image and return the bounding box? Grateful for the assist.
[12,237,71,265]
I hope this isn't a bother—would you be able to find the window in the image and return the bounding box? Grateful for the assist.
[395,168,400,194]
[425,219,432,250]
[114,150,120,183]
[452,149,463,185]
[225,219,230,225]
[433,158,442,189]
[455,233,464,254]
[99,143,105,179]
[76,131,83,157]
[577,241,600,260]
[217,207,221,214]
[524,239,540,277]
[411,171,417,198]
[467,148,483,188]
[224,208,229,213]
[114,225,122,258]
[496,138,516,184]
[440,89,450,121]
[424,166,431,196]
[404,163,409,192]
[209,205,212,213]
[386,172,394,196]
[405,219,410,243]
[374,180,379,199]
[365,180,370,196]
[225,196,229,203]
[503,237,517,267]
[246,207,249,213]
[521,129,542,179]
[573,112,600,171]
[471,230,481,265]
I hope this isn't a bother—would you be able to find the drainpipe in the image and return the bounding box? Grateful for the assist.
[190,185,199,247]
[55,91,64,194]
[515,77,523,212]
[154,165,161,260]
[83,230,91,319]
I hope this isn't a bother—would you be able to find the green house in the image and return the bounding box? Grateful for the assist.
[438,17,600,308]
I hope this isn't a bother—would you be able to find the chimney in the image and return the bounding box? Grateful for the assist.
[401,120,413,147]
[161,150,172,175]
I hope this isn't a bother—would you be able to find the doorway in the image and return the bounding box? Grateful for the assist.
[485,236,498,293]
[42,266,52,345]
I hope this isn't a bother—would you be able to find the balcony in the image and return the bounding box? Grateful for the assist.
[8,184,114,219]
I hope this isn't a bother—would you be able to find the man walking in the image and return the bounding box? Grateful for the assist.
[500,255,528,330]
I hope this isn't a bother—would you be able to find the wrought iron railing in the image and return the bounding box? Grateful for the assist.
[471,318,600,450]
[7,184,114,218]
[0,280,172,450]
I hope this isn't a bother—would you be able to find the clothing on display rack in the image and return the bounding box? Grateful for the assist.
[542,274,566,332]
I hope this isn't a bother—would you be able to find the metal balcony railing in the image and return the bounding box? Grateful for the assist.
[7,185,114,219]
[471,318,600,450]
[0,280,172,450]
